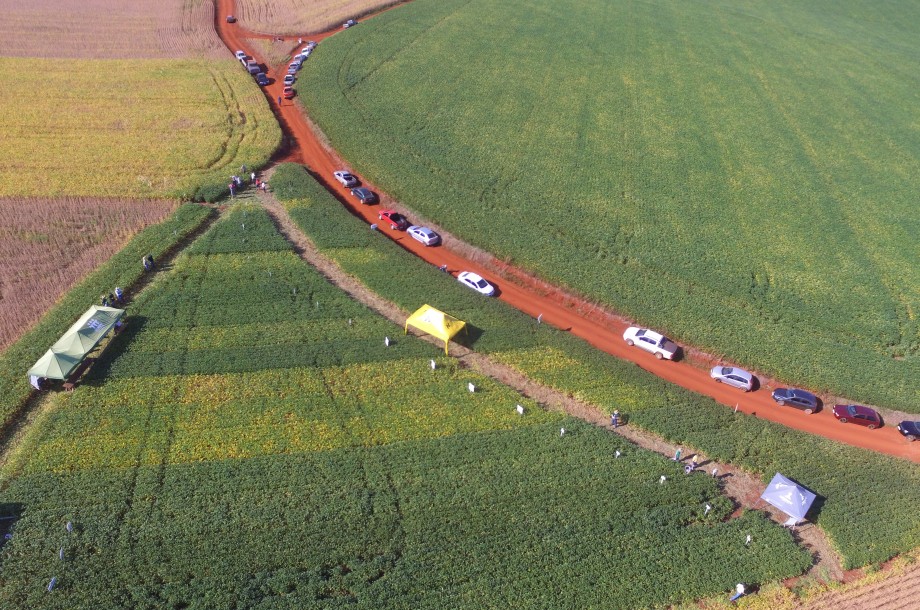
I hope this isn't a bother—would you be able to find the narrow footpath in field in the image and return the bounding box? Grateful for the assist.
[215,0,919,464]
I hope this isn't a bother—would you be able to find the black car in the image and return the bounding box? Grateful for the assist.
[771,388,819,414]
[897,421,920,441]
[226,15,237,23]
[350,187,378,205]
[255,73,269,86]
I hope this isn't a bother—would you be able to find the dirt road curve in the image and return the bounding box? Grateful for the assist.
[215,1,919,463]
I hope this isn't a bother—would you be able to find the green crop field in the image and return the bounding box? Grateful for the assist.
[273,162,920,569]
[0,205,810,608]
[300,0,920,412]
[0,58,280,201]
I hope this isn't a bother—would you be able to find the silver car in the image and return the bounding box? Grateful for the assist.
[709,366,754,391]
[407,226,440,246]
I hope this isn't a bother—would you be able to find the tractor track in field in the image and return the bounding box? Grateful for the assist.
[215,0,919,464]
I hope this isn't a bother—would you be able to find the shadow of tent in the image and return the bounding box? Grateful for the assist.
[454,323,484,348]
[0,503,24,553]
[82,316,149,385]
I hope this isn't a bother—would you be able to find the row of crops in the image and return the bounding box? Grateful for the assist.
[272,163,920,569]
[298,0,920,413]
[0,204,809,608]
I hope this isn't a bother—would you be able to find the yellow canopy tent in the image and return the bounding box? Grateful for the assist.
[405,304,466,354]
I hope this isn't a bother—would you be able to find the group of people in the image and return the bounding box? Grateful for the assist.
[100,286,125,308]
[228,169,267,198]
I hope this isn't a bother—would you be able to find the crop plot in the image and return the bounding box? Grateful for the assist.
[301,0,920,411]
[0,0,225,59]
[0,59,280,200]
[0,197,176,350]
[0,205,808,608]
[234,0,399,35]
[273,162,920,570]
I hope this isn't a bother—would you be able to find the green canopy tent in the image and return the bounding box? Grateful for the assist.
[27,349,83,381]
[52,305,124,357]
[28,305,125,381]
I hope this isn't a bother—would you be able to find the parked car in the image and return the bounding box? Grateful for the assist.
[305,41,317,50]
[300,48,312,58]
[378,210,410,230]
[226,15,237,23]
[709,366,754,392]
[771,388,818,414]
[897,421,920,441]
[622,327,678,360]
[407,226,440,246]
[458,271,496,296]
[246,61,260,75]
[832,404,881,429]
[333,170,358,187]
[350,187,378,205]
[283,74,295,86]
[282,86,295,99]
[255,73,269,86]
[343,19,358,28]
[287,65,299,75]
[235,50,247,61]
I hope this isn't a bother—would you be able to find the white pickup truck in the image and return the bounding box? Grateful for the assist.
[622,327,678,360]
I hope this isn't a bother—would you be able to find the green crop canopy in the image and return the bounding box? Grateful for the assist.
[28,305,125,380]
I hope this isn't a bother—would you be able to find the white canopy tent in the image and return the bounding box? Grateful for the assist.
[760,473,817,525]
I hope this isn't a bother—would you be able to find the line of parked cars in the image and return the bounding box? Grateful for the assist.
[621,326,918,439]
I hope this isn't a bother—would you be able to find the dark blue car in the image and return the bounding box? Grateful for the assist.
[771,388,819,414]
[897,421,920,441]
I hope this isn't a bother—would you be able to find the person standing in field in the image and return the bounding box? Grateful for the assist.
[114,287,124,303]
[673,447,682,462]
[250,171,256,184]
[611,410,620,428]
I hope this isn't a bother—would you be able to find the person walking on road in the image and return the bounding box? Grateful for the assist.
[277,95,282,106]
[611,410,620,429]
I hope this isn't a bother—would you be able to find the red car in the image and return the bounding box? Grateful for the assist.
[378,210,410,230]
[282,86,295,99]
[832,404,881,429]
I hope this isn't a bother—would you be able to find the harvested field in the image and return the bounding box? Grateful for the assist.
[245,38,299,68]
[0,197,176,351]
[0,58,281,200]
[234,0,403,35]
[0,0,226,59]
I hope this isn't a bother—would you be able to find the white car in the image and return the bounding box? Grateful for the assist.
[622,327,678,360]
[407,226,440,247]
[300,48,312,58]
[235,50,247,61]
[333,170,358,187]
[343,19,358,28]
[283,74,295,86]
[457,271,495,296]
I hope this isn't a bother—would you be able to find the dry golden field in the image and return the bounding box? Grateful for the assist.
[235,0,402,34]
[0,197,176,349]
[0,58,281,199]
[0,0,226,59]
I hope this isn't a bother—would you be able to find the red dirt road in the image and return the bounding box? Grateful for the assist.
[215,2,919,464]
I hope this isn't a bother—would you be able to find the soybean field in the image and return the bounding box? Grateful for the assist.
[300,0,920,412]
[0,205,809,608]
[273,162,920,570]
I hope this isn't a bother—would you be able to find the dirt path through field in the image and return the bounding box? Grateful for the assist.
[214,5,920,465]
